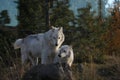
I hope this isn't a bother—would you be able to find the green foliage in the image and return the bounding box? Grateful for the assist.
[16,0,46,37]
[72,5,108,63]
[50,0,75,29]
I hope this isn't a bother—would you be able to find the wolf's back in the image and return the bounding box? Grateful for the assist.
[14,39,23,49]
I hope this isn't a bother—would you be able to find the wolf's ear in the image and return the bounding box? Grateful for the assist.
[51,26,55,32]
[51,26,55,29]
[59,27,63,32]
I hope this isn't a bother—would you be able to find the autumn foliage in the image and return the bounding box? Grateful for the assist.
[104,4,120,55]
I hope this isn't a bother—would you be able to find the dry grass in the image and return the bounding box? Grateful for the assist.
[0,55,120,80]
[72,55,120,80]
[1,58,21,80]
[72,63,104,80]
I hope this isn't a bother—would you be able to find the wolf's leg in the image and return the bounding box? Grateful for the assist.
[41,57,47,64]
[28,55,35,66]
[21,48,28,65]
[35,57,39,65]
[41,53,48,64]
[20,48,28,77]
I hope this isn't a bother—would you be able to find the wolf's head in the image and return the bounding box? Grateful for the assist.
[49,26,65,47]
[58,45,72,58]
[56,45,74,67]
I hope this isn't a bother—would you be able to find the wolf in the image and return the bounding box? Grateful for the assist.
[54,45,74,67]
[14,26,65,66]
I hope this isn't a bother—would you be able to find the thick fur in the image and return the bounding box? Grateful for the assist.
[54,45,74,67]
[14,27,65,65]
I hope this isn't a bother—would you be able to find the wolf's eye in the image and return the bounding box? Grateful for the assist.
[58,37,60,39]
[63,50,66,53]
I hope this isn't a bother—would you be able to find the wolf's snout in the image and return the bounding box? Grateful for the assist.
[58,54,61,57]
[55,43,58,46]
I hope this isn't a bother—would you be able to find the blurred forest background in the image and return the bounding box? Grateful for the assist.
[0,0,120,80]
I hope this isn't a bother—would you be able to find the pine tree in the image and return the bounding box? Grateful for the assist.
[73,4,107,63]
[50,0,75,29]
[0,10,10,26]
[16,0,46,37]
[16,0,75,37]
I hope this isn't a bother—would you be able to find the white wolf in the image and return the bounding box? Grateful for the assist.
[14,27,65,66]
[54,45,74,67]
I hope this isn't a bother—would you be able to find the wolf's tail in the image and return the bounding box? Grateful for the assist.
[14,39,23,49]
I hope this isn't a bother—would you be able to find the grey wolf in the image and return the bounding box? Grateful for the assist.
[14,26,65,66]
[54,45,74,67]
